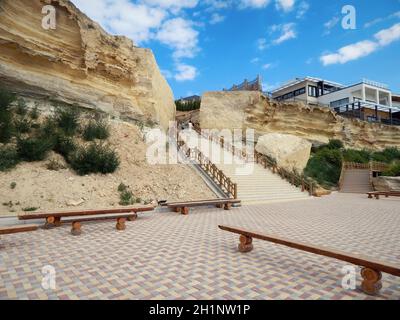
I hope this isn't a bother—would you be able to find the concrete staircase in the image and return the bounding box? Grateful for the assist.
[218,163,311,205]
[340,169,373,194]
[184,129,311,205]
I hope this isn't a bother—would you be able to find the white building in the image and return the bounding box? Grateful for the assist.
[271,77,399,125]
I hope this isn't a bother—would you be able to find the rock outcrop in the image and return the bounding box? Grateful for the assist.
[255,133,312,172]
[0,0,175,129]
[200,91,400,150]
[372,177,400,192]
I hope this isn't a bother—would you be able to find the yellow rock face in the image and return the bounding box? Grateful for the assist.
[200,91,400,150]
[0,0,175,129]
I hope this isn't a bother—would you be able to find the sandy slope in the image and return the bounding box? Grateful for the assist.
[0,121,215,216]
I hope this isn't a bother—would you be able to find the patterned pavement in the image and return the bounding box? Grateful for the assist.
[0,193,399,300]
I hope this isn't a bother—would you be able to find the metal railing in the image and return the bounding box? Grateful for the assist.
[333,101,400,126]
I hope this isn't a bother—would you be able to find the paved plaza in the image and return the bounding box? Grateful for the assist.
[0,193,399,300]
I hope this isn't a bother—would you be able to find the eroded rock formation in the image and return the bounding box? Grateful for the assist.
[0,0,175,129]
[200,91,400,150]
[255,133,312,172]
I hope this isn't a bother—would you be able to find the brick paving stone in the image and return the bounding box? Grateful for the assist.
[0,193,399,300]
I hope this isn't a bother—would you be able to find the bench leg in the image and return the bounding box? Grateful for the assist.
[54,217,62,227]
[173,207,181,213]
[71,222,82,236]
[238,235,253,253]
[361,268,382,296]
[216,204,224,209]
[368,194,373,199]
[127,213,138,221]
[181,207,189,215]
[44,216,56,229]
[375,195,380,200]
[224,203,232,210]
[116,218,126,231]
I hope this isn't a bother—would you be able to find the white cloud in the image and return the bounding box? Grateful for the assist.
[296,1,309,19]
[239,0,271,9]
[209,13,226,24]
[141,0,199,11]
[251,57,260,63]
[275,0,295,12]
[72,0,166,43]
[174,63,198,81]
[323,16,340,35]
[364,11,400,28]
[374,23,400,46]
[320,23,400,66]
[156,18,199,59]
[257,38,268,50]
[272,23,297,44]
[262,63,272,69]
[321,41,378,66]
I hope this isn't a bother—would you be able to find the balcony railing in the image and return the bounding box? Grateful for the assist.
[333,101,400,126]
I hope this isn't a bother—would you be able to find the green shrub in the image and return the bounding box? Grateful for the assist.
[175,99,201,112]
[382,162,400,177]
[53,134,77,158]
[342,149,371,163]
[69,143,120,175]
[371,147,400,163]
[83,120,110,141]
[119,189,135,206]
[54,106,80,136]
[0,88,15,143]
[304,148,342,188]
[0,87,16,109]
[0,145,20,171]
[14,117,32,134]
[118,182,128,193]
[40,118,56,135]
[22,207,39,212]
[17,137,53,162]
[10,182,17,189]
[15,98,28,116]
[29,106,39,120]
[326,139,344,150]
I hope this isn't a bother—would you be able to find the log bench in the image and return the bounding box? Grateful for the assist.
[18,206,155,235]
[0,224,38,235]
[367,191,400,199]
[167,199,241,215]
[219,225,400,296]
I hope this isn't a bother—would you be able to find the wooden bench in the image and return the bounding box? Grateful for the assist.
[167,199,241,215]
[219,225,400,296]
[367,191,400,199]
[0,224,38,235]
[18,206,155,235]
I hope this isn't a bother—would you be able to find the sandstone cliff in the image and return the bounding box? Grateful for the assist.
[0,0,175,129]
[200,91,400,150]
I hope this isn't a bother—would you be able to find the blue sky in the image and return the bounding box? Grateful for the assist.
[72,0,400,99]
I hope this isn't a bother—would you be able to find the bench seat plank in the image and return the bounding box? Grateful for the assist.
[167,199,240,208]
[18,206,155,220]
[0,224,38,235]
[219,225,400,277]
[61,213,138,224]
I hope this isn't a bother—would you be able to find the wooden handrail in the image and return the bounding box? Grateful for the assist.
[193,125,314,196]
[177,134,238,199]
